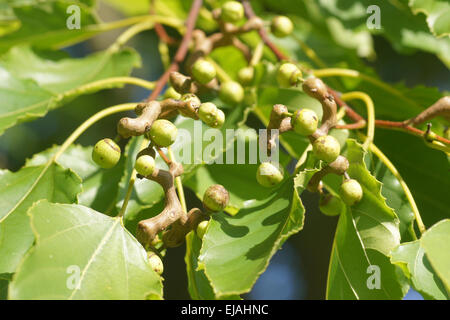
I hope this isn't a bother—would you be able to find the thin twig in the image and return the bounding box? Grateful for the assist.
[145,0,203,102]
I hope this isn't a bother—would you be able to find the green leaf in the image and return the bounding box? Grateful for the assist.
[0,278,8,300]
[375,130,450,229]
[408,0,450,37]
[420,219,450,291]
[391,240,448,299]
[9,201,162,300]
[316,0,450,67]
[254,84,349,159]
[366,153,415,242]
[0,1,99,52]
[326,140,407,299]
[0,46,140,135]
[185,232,241,300]
[197,156,319,297]
[2,46,141,94]
[185,232,219,300]
[0,163,82,274]
[102,0,151,16]
[26,144,126,214]
[185,163,278,214]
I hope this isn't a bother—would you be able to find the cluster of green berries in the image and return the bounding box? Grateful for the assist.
[91,118,178,171]
[319,178,364,216]
[190,55,245,105]
[198,102,225,128]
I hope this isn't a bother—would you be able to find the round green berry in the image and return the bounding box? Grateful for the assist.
[92,138,121,169]
[319,194,343,216]
[164,86,181,100]
[192,59,216,85]
[219,81,244,105]
[196,220,209,240]
[148,119,178,147]
[198,102,218,126]
[271,16,293,38]
[211,109,225,128]
[203,184,230,212]
[312,135,341,163]
[147,252,163,275]
[291,109,318,136]
[221,1,244,23]
[135,155,155,177]
[340,179,363,206]
[238,66,255,86]
[256,162,284,188]
[277,63,302,87]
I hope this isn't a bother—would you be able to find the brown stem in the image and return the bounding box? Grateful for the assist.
[151,0,179,45]
[307,156,349,192]
[242,0,288,61]
[338,119,450,145]
[265,104,292,154]
[404,96,450,126]
[117,98,200,138]
[162,208,208,247]
[117,101,161,138]
[145,0,203,102]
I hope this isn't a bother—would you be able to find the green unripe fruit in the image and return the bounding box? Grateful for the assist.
[291,109,319,136]
[164,86,181,100]
[312,135,341,163]
[340,179,363,206]
[219,81,244,105]
[277,63,302,87]
[147,252,163,275]
[192,59,216,85]
[221,1,244,23]
[92,138,121,169]
[319,194,343,216]
[196,220,209,240]
[198,102,218,126]
[238,66,255,86]
[211,109,225,128]
[148,119,178,147]
[135,155,155,177]
[256,162,284,188]
[271,16,293,38]
[203,184,230,212]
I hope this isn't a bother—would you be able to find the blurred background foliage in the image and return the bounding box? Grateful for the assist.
[0,0,448,299]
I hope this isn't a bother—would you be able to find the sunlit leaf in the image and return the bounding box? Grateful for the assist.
[9,201,163,300]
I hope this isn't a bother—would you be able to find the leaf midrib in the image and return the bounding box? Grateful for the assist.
[67,218,120,300]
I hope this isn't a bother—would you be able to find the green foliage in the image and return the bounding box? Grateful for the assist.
[9,201,162,299]
[0,164,82,274]
[0,46,140,135]
[0,0,448,301]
